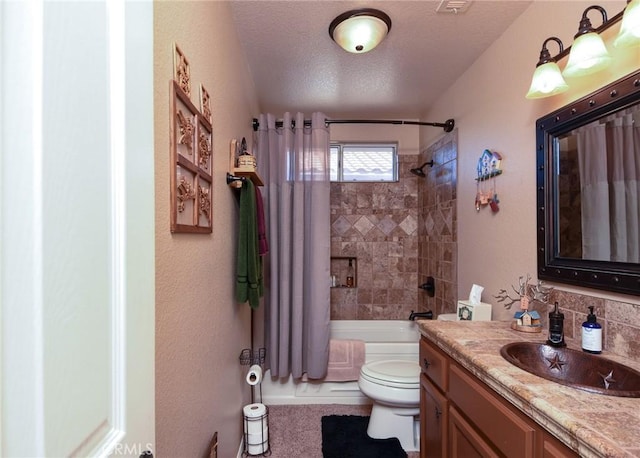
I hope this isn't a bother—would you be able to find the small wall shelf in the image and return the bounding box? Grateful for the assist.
[330,256,357,288]
[233,169,264,186]
[227,138,264,188]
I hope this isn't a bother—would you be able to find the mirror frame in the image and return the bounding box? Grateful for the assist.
[536,69,640,296]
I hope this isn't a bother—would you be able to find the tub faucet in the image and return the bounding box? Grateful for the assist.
[409,310,433,321]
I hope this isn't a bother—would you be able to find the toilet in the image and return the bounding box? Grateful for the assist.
[357,359,421,451]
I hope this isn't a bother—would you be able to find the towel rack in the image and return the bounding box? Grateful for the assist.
[227,173,245,186]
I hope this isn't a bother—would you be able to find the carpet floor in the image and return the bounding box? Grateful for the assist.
[265,404,420,458]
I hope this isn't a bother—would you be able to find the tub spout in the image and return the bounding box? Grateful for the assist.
[409,310,433,321]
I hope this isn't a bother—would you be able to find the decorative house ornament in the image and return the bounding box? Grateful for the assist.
[475,149,503,212]
[495,273,554,334]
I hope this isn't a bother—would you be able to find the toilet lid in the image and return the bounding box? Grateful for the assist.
[361,360,420,388]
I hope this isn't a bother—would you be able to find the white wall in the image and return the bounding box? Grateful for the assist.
[154,2,260,456]
[330,123,420,156]
[420,1,640,320]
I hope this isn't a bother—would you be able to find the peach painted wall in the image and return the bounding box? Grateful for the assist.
[420,2,639,320]
[154,2,259,457]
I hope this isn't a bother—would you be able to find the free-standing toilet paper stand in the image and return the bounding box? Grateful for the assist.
[240,348,270,457]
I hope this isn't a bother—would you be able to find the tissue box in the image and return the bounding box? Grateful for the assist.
[456,300,492,321]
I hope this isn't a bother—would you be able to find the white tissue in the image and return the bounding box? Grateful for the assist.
[245,364,263,386]
[468,284,484,305]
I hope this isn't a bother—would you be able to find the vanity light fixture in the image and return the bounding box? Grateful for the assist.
[562,5,611,78]
[526,1,640,99]
[615,0,640,48]
[525,37,569,99]
[329,8,392,54]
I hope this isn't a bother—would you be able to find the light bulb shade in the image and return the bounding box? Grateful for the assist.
[615,0,640,48]
[562,32,611,77]
[526,62,569,99]
[329,9,391,53]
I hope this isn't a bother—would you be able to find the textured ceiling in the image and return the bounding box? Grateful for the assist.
[230,1,532,119]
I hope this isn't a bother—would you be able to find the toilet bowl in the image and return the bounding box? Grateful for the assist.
[357,359,421,452]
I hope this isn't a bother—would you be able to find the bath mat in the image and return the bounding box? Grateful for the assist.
[321,415,408,458]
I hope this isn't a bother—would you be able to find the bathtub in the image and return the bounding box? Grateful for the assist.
[260,320,420,405]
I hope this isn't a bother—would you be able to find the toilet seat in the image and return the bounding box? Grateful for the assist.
[360,360,420,389]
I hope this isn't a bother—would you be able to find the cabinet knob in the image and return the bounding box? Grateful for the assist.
[435,407,442,420]
[423,358,431,369]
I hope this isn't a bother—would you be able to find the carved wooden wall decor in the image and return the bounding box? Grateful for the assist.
[200,84,212,124]
[170,44,213,233]
[173,43,191,98]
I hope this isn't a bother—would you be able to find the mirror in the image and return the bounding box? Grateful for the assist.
[537,69,640,296]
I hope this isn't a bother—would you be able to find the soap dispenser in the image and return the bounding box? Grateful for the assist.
[547,302,566,347]
[581,306,602,354]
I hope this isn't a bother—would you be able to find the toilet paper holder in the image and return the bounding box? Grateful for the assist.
[243,403,270,457]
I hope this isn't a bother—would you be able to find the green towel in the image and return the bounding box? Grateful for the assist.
[236,179,263,308]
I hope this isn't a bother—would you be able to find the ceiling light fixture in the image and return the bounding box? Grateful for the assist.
[526,37,569,99]
[526,2,640,99]
[329,8,392,54]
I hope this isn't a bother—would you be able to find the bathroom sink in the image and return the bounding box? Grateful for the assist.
[500,342,640,397]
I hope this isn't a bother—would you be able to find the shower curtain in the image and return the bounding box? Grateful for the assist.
[256,112,331,379]
[576,107,640,262]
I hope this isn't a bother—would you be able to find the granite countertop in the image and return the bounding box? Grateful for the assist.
[417,320,640,458]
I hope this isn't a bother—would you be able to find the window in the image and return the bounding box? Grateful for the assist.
[330,143,398,182]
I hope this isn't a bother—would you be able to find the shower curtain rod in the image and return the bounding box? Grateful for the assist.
[251,117,455,133]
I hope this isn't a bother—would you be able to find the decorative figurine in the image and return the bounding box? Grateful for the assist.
[495,274,553,333]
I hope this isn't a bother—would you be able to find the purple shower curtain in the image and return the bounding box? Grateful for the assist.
[256,112,331,379]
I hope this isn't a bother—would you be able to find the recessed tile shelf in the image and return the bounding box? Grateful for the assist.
[330,256,357,288]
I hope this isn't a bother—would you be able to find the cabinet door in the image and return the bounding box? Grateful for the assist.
[449,364,536,458]
[542,431,580,458]
[420,338,449,391]
[421,375,448,458]
[449,406,500,458]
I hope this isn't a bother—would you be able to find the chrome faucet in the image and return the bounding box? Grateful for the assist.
[409,310,433,321]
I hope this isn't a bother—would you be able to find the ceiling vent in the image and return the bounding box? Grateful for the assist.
[436,0,472,14]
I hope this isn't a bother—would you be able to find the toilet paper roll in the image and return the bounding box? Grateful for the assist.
[246,428,269,444]
[247,440,269,456]
[243,403,267,418]
[246,365,263,386]
[244,416,269,432]
[244,419,268,436]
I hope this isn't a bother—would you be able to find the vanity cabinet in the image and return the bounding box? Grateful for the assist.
[420,375,448,458]
[419,337,578,458]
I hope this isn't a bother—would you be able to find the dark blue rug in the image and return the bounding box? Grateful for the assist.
[321,415,407,458]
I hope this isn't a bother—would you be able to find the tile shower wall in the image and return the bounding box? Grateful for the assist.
[330,155,419,320]
[417,131,458,316]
